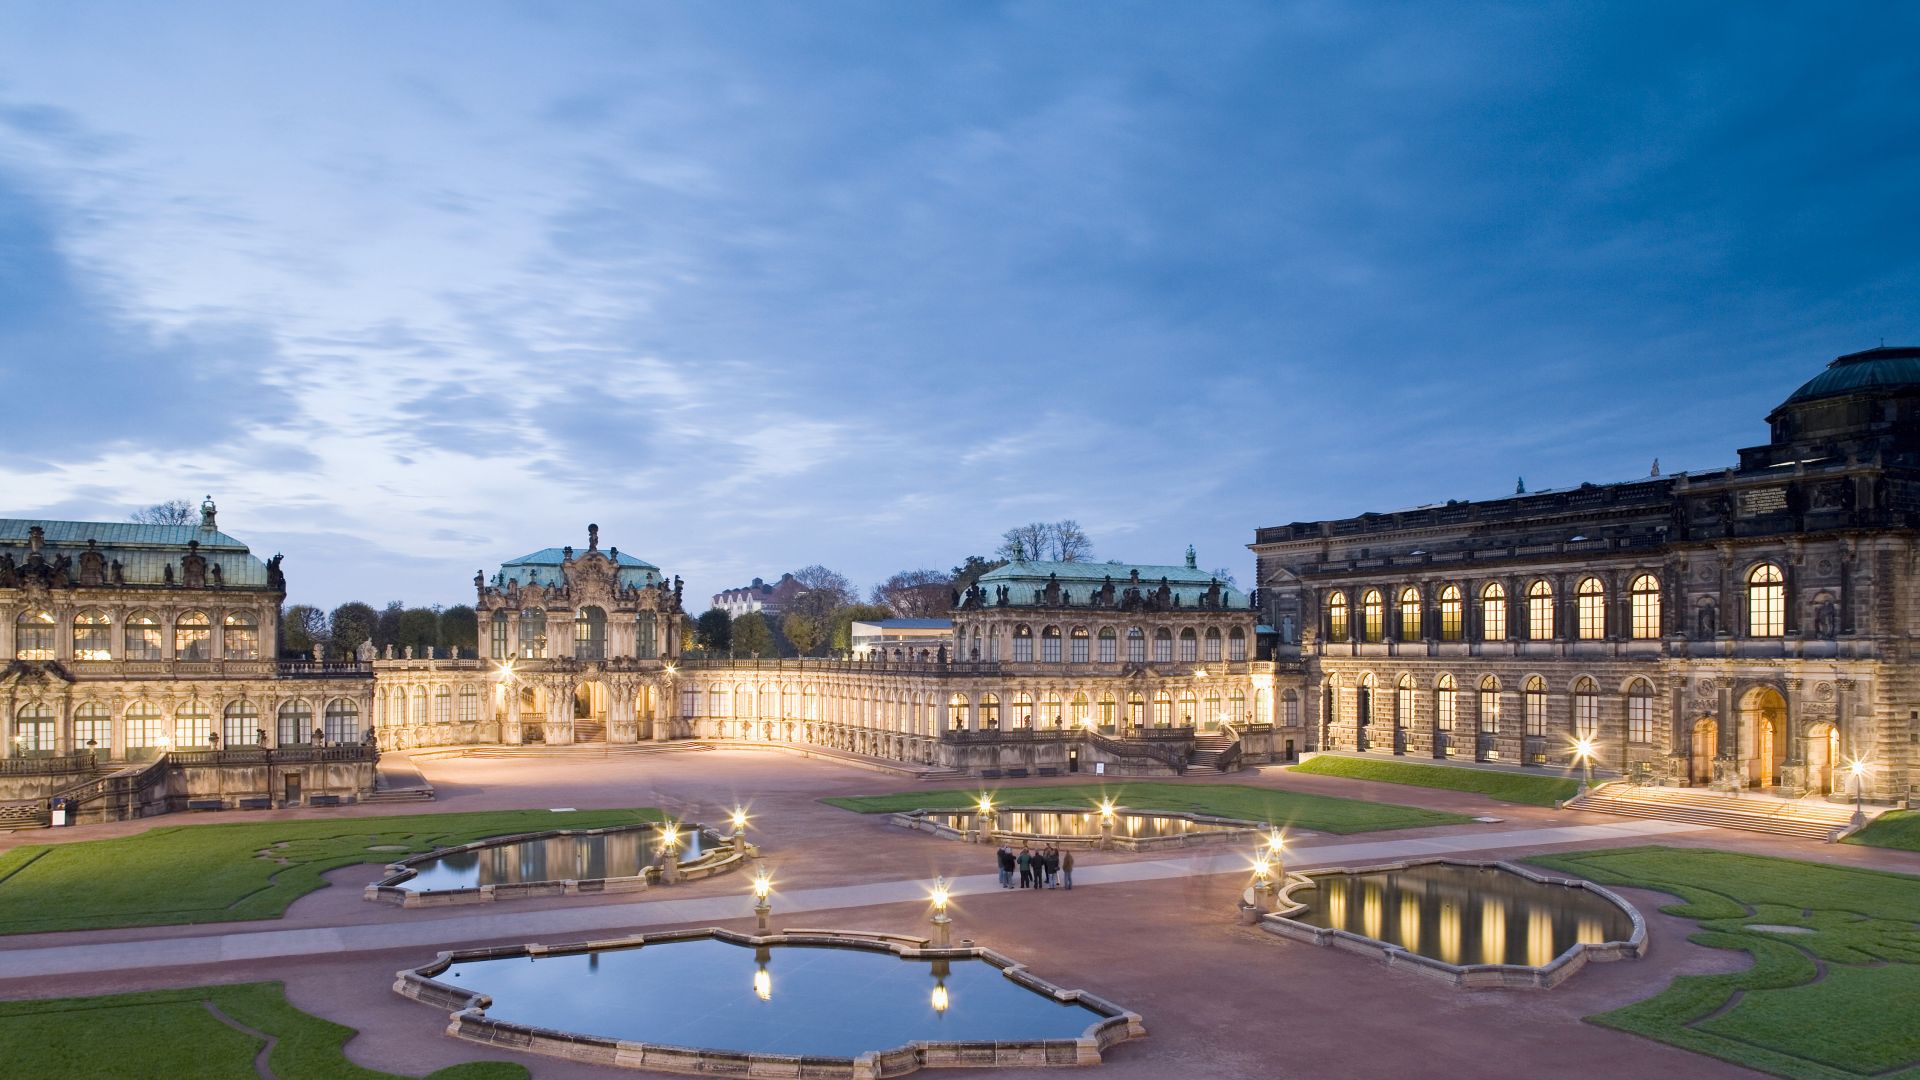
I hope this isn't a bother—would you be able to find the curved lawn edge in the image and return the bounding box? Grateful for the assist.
[1288,755,1577,806]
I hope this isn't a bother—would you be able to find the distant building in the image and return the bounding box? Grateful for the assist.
[849,618,953,660]
[712,573,804,619]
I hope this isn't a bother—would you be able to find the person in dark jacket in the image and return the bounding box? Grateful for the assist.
[997,845,1014,888]
[1045,846,1061,888]
[1062,849,1075,889]
[1017,847,1032,889]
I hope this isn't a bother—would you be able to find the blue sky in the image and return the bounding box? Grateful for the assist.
[1,3,1915,612]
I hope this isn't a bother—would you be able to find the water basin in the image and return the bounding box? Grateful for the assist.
[390,823,717,893]
[906,807,1257,848]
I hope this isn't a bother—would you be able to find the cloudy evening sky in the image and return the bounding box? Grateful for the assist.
[2,3,1916,612]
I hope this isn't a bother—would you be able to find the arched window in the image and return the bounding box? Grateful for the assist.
[803,685,819,720]
[1526,581,1554,640]
[490,611,509,659]
[1041,626,1062,663]
[1398,588,1421,640]
[1070,627,1090,663]
[783,685,799,718]
[1126,627,1146,663]
[1040,692,1063,727]
[14,609,54,660]
[1012,692,1034,728]
[410,687,428,725]
[710,686,732,717]
[1200,627,1220,662]
[223,699,261,746]
[176,699,212,747]
[1627,679,1654,743]
[1281,689,1299,727]
[979,693,999,730]
[1012,625,1034,663]
[73,702,112,751]
[636,611,658,660]
[1228,626,1247,661]
[434,686,453,724]
[324,698,360,744]
[1254,687,1270,725]
[947,693,968,731]
[1097,691,1116,728]
[1202,690,1222,727]
[519,608,546,658]
[73,610,111,660]
[1573,677,1598,738]
[458,685,478,724]
[174,612,213,661]
[1436,674,1456,732]
[739,683,757,718]
[1071,690,1091,726]
[278,699,313,745]
[1438,586,1463,641]
[1361,590,1385,643]
[1523,676,1547,736]
[1126,692,1145,731]
[1481,583,1507,641]
[1229,688,1247,725]
[1176,690,1197,726]
[1097,627,1117,663]
[1629,574,1661,639]
[1478,676,1500,734]
[12,703,55,756]
[126,610,162,660]
[575,606,607,660]
[1178,628,1198,662]
[1576,578,1605,640]
[1395,674,1414,729]
[1747,564,1785,637]
[1152,691,1174,727]
[125,701,164,759]
[1153,628,1173,663]
[1328,591,1350,641]
[223,611,259,660]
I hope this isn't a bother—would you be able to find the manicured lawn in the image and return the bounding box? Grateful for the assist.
[0,807,658,935]
[1844,808,1920,851]
[0,981,527,1080]
[1528,845,1920,1080]
[823,782,1470,834]
[1288,754,1579,806]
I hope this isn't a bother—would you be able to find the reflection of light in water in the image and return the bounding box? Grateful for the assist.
[1576,916,1602,944]
[1438,903,1462,965]
[1362,880,1383,941]
[1398,895,1421,953]
[753,967,771,1001]
[930,982,948,1012]
[1527,908,1554,968]
[1327,879,1348,928]
[1480,898,1506,965]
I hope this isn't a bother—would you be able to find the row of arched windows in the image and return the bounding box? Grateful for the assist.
[380,684,484,726]
[1324,564,1788,644]
[487,608,662,661]
[1000,624,1249,664]
[1339,672,1659,743]
[8,697,360,757]
[11,608,264,661]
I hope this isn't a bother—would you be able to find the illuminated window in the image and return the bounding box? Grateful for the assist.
[1126,692,1145,730]
[12,703,55,756]
[1478,676,1500,733]
[1154,628,1173,663]
[1127,627,1146,663]
[1328,592,1349,641]
[1071,691,1091,726]
[278,700,313,745]
[1013,625,1033,662]
[1481,583,1507,641]
[1361,590,1385,643]
[14,609,55,660]
[126,610,162,661]
[73,702,111,751]
[1438,586,1463,641]
[1395,674,1414,729]
[324,698,360,743]
[223,612,259,660]
[947,694,968,731]
[1436,674,1456,731]
[72,610,111,660]
[1576,578,1605,640]
[175,611,212,661]
[1627,679,1654,743]
[1041,626,1062,663]
[223,699,261,746]
[1040,692,1063,727]
[1071,627,1090,663]
[1524,676,1547,736]
[1229,626,1247,661]
[1177,690,1197,726]
[1526,581,1554,641]
[1097,627,1116,663]
[518,608,546,658]
[1179,628,1198,662]
[1012,692,1033,728]
[1097,692,1115,727]
[1229,689,1246,725]
[980,692,1000,729]
[1629,575,1661,639]
[1152,691,1173,727]
[1747,564,1785,637]
[176,700,212,748]
[1204,627,1222,661]
[1398,588,1422,640]
[1573,677,1598,738]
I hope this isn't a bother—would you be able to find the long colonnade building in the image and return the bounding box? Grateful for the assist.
[1251,346,1920,800]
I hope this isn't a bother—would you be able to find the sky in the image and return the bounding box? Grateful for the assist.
[1,2,1916,614]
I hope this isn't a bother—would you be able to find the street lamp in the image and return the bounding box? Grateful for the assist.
[929,875,953,948]
[1097,798,1117,849]
[1847,757,1871,828]
[974,794,995,844]
[1571,736,1597,795]
[730,807,752,854]
[658,821,683,884]
[1264,828,1287,880]
[1250,853,1277,912]
[752,869,773,932]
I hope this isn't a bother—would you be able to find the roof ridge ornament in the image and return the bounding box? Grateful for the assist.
[200,495,217,530]
[1184,544,1197,569]
[588,523,599,551]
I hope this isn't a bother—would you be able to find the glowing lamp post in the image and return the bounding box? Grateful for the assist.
[752,869,773,933]
[1097,798,1117,850]
[1572,736,1597,796]
[1264,828,1287,882]
[730,807,752,855]
[929,875,953,948]
[658,821,683,885]
[974,794,995,845]
[1250,855,1277,913]
[1847,758,1870,828]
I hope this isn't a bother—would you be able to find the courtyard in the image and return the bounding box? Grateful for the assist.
[4,749,1917,1079]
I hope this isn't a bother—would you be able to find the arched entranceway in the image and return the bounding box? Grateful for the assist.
[1689,717,1718,785]
[517,684,548,743]
[1805,721,1839,795]
[1740,687,1788,788]
[573,681,608,741]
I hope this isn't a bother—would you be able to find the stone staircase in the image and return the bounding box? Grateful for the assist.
[1568,782,1865,840]
[1189,733,1240,772]
[573,720,606,743]
[460,741,715,760]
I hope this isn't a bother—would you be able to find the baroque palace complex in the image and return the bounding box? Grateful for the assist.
[2,345,1917,818]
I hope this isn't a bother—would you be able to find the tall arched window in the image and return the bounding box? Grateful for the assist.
[12,703,55,756]
[1178,628,1198,662]
[278,699,313,745]
[1478,676,1500,734]
[1281,689,1299,727]
[1095,627,1116,663]
[434,686,453,724]
[1229,688,1247,725]
[126,701,164,759]
[947,694,968,731]
[1012,625,1034,662]
[1438,586,1463,641]
[223,699,261,746]
[175,611,212,661]
[14,609,55,660]
[1526,581,1554,640]
[1125,692,1145,731]
[1523,676,1547,736]
[324,698,360,743]
[1153,628,1173,663]
[1481,583,1507,641]
[126,610,162,660]
[1229,626,1247,661]
[574,606,606,660]
[410,687,428,725]
[457,685,478,724]
[1361,590,1385,643]
[1576,578,1605,640]
[1071,690,1091,726]
[979,693,999,730]
[1038,691,1062,727]
[1126,627,1146,663]
[709,686,731,717]
[1176,690,1197,726]
[490,611,509,659]
[1041,626,1062,663]
[803,686,819,720]
[1203,627,1222,661]
[1747,564,1785,637]
[1098,691,1116,727]
[635,611,658,659]
[223,612,259,660]
[73,610,112,660]
[1152,691,1173,727]
[1328,592,1350,641]
[1398,588,1422,640]
[176,699,212,747]
[1629,574,1661,639]
[1573,677,1598,738]
[1436,674,1456,732]
[1012,692,1034,728]
[73,702,111,751]
[1070,627,1090,663]
[518,608,546,658]
[1395,674,1414,729]
[1627,679,1654,743]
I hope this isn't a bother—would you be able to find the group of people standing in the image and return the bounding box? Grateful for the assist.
[997,844,1073,889]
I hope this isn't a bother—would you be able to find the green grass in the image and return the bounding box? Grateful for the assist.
[0,981,527,1080]
[1288,754,1579,806]
[823,781,1471,834]
[1844,809,1920,851]
[0,807,659,935]
[1528,846,1920,1080]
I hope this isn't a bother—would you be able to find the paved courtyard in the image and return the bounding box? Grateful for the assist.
[5,749,1917,1079]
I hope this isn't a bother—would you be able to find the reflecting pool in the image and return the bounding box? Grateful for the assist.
[397,825,713,893]
[437,937,1106,1057]
[1287,863,1633,967]
[926,809,1249,840]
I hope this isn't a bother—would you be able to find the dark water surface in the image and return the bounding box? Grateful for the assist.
[398,826,712,892]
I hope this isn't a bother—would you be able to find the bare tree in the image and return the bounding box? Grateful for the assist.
[1209,567,1240,588]
[871,569,954,617]
[787,564,857,623]
[995,521,1095,562]
[1052,520,1093,562]
[996,523,1051,562]
[131,499,196,526]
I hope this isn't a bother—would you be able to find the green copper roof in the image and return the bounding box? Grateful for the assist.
[0,518,268,587]
[1783,346,1920,405]
[976,559,1251,608]
[494,546,662,590]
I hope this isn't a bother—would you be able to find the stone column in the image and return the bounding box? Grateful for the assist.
[608,679,638,743]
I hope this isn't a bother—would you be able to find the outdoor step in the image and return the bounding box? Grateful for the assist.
[1569,788,1845,839]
